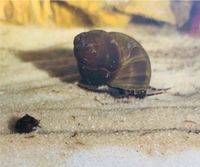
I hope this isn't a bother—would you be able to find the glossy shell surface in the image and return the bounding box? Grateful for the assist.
[74,30,121,86]
[73,30,151,92]
[15,114,40,133]
[109,32,151,90]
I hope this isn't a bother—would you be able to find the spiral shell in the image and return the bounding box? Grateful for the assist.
[108,32,151,90]
[73,30,151,97]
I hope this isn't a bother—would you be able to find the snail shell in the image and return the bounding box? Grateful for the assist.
[15,114,40,133]
[73,30,151,98]
[108,32,151,90]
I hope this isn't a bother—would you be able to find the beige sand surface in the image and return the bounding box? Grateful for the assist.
[0,25,200,166]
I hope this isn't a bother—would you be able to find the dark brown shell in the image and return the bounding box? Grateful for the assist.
[109,32,151,90]
[73,30,151,93]
[73,30,121,86]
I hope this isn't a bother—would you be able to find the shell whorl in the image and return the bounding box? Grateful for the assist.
[109,32,151,90]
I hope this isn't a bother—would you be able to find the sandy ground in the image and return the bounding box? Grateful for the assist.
[0,25,200,166]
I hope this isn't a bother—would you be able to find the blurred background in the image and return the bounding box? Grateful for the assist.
[0,0,199,35]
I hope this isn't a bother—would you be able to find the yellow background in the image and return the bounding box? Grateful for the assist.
[0,0,176,27]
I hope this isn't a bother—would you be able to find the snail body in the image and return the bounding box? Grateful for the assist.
[73,30,165,98]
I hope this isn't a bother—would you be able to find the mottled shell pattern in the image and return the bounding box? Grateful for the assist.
[73,30,151,96]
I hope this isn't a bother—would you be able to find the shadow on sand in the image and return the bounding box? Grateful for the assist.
[15,47,80,83]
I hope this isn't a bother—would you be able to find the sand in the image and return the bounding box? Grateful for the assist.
[0,25,200,166]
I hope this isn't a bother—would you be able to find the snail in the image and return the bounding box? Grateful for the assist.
[73,30,168,98]
[15,114,40,133]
